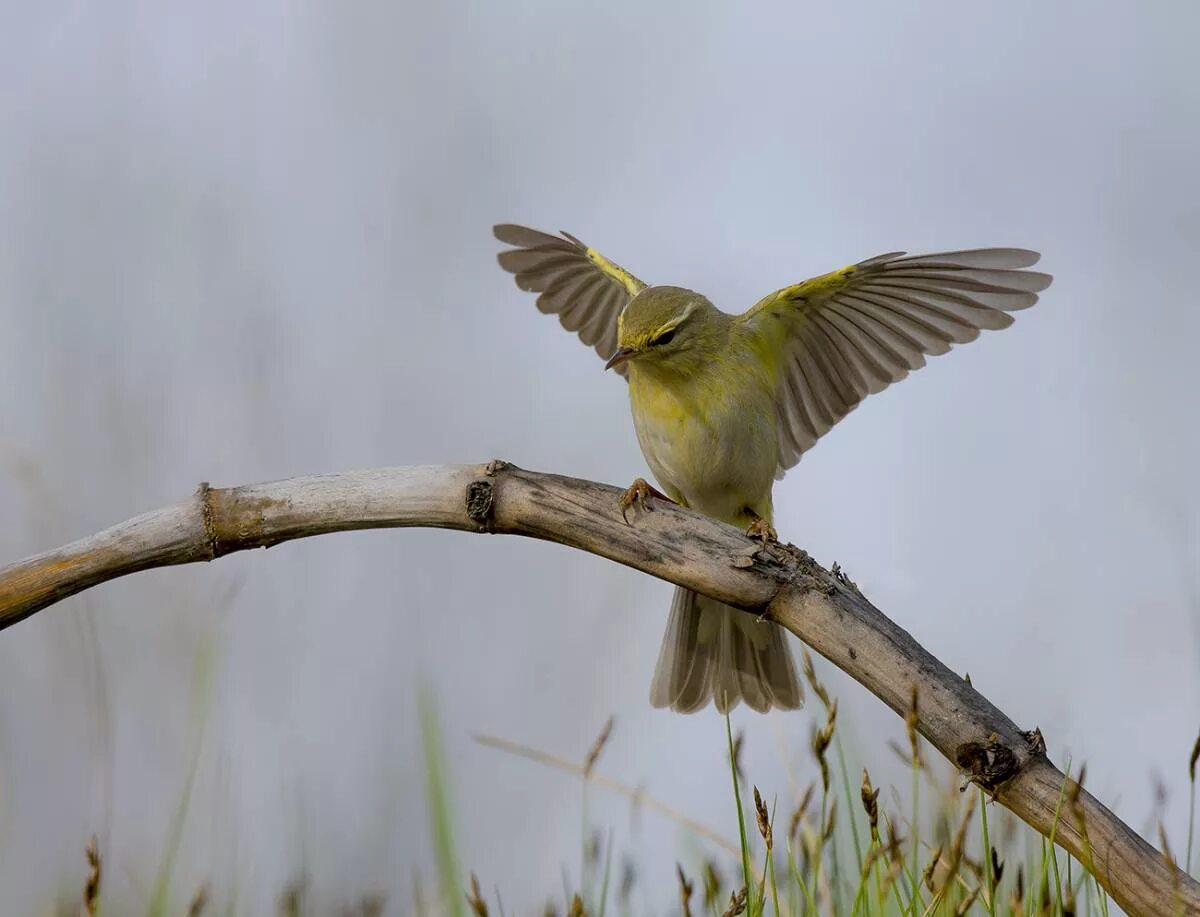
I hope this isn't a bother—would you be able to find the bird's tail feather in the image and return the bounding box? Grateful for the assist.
[649,586,803,714]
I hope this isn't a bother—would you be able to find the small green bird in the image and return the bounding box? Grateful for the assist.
[494,223,1051,714]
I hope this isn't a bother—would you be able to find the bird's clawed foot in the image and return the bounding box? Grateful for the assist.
[745,514,778,544]
[619,477,672,524]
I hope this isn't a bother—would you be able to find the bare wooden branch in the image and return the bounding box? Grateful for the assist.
[0,461,1193,914]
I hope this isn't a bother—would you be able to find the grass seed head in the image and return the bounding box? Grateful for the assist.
[721,887,748,917]
[811,700,838,791]
[1190,731,1200,783]
[953,886,979,916]
[466,873,488,917]
[83,835,101,917]
[905,685,924,769]
[922,844,944,892]
[187,881,209,917]
[676,864,694,917]
[568,892,586,917]
[702,859,722,909]
[583,716,615,777]
[800,648,832,710]
[1008,865,1026,913]
[860,769,880,839]
[753,786,773,851]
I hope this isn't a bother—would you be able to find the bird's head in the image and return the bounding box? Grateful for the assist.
[606,286,720,373]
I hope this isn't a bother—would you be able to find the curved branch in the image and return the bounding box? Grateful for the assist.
[0,461,1192,914]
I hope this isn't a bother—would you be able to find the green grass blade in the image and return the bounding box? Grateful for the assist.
[724,711,756,915]
[418,684,465,917]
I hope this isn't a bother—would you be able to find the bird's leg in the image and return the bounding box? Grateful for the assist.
[618,477,674,524]
[745,510,778,544]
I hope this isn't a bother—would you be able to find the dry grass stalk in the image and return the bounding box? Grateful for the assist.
[475,734,738,856]
[676,864,694,917]
[82,835,101,917]
[583,716,615,777]
[1190,732,1200,783]
[568,892,586,917]
[466,873,488,917]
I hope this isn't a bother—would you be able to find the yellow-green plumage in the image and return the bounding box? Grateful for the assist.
[494,223,1052,714]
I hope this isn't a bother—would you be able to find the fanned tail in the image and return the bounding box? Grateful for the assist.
[649,586,803,714]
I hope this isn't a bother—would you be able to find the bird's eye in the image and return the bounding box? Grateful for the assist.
[651,328,677,347]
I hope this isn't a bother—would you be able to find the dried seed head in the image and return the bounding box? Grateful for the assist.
[905,685,923,769]
[884,818,905,866]
[1063,887,1077,917]
[721,887,748,917]
[676,864,694,917]
[702,860,722,909]
[1190,732,1200,783]
[1160,822,1183,899]
[188,882,210,917]
[753,786,773,851]
[800,648,832,710]
[924,844,944,893]
[584,716,615,777]
[1008,865,1026,913]
[821,796,838,842]
[880,857,903,898]
[1066,764,1093,868]
[584,830,603,868]
[568,893,586,917]
[466,873,488,917]
[83,835,101,917]
[811,700,838,791]
[619,859,637,903]
[789,783,815,843]
[730,731,745,783]
[860,769,880,838]
[990,847,1005,891]
[953,887,979,916]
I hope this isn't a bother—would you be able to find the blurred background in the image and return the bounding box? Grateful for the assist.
[1,1,1197,913]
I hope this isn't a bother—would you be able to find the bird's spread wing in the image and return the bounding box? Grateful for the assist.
[494,224,647,376]
[740,248,1052,473]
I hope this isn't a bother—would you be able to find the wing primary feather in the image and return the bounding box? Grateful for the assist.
[886,248,1041,269]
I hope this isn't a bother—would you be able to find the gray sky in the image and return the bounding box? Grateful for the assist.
[1,1,1198,913]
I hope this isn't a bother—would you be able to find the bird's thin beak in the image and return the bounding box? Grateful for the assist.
[604,347,636,371]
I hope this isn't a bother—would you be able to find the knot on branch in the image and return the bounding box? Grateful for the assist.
[466,480,496,531]
[196,482,220,560]
[955,732,1019,792]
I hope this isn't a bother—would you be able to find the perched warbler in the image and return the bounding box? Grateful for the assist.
[494,223,1051,714]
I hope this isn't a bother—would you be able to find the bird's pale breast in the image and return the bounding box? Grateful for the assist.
[628,367,778,526]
